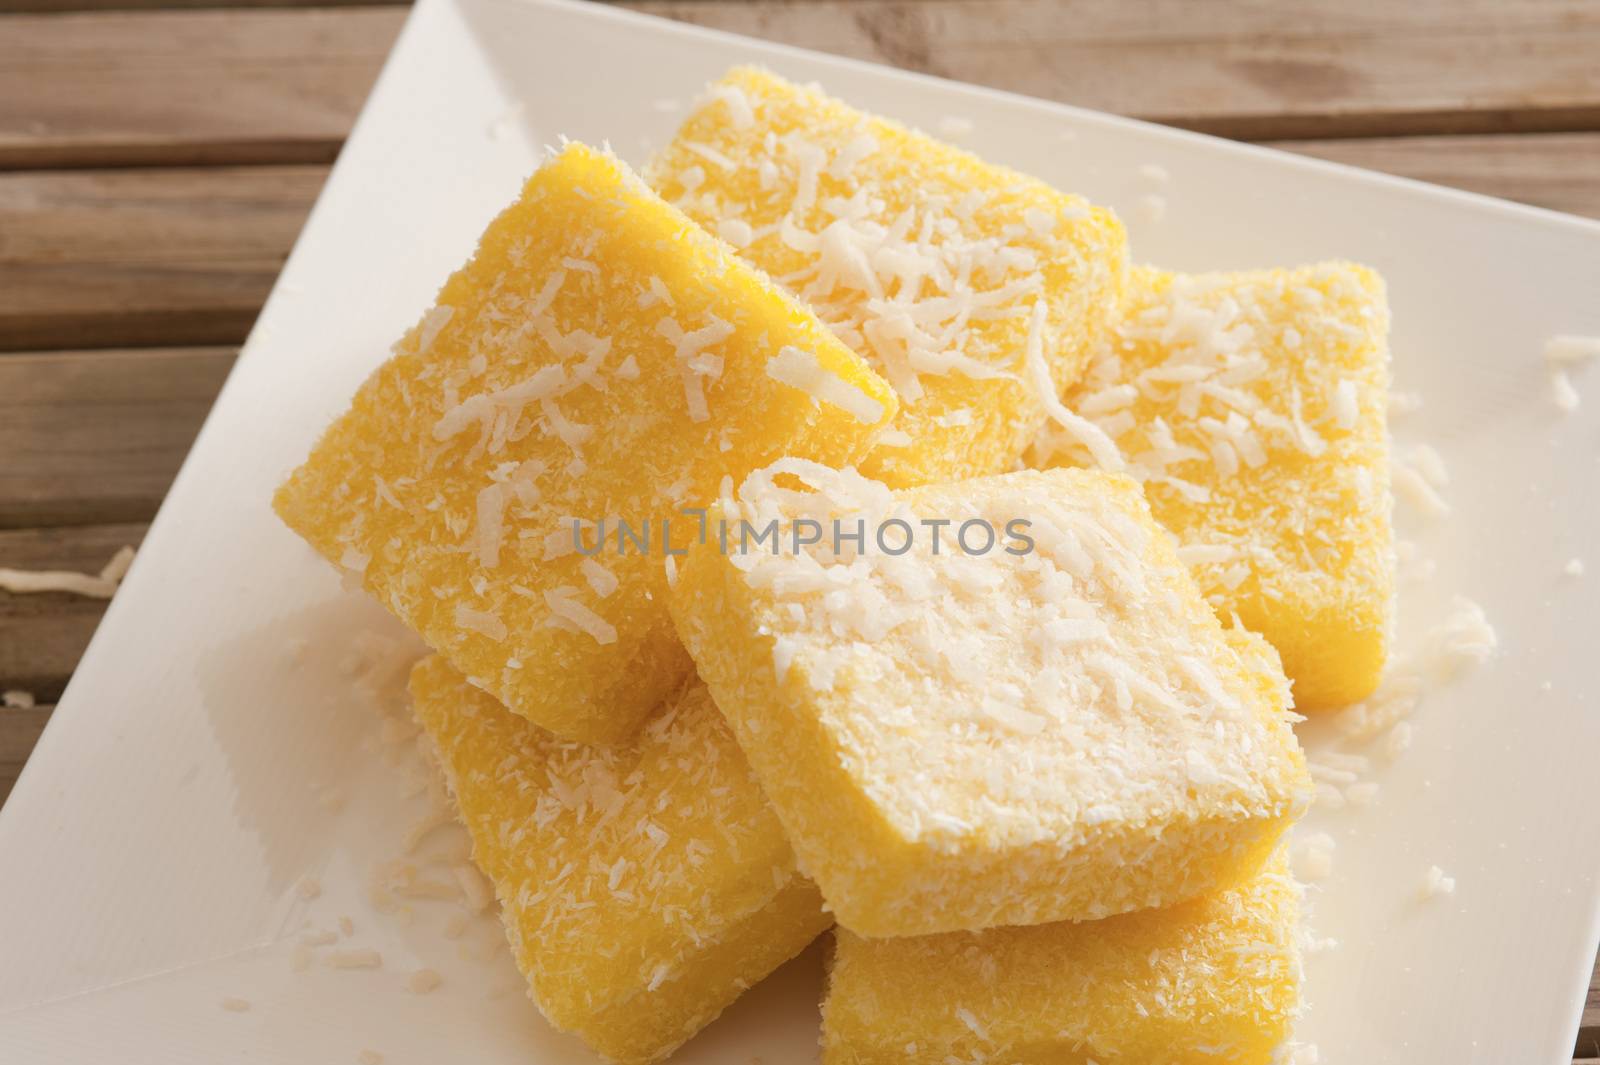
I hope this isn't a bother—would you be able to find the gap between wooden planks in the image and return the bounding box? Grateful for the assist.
[4,2,1600,169]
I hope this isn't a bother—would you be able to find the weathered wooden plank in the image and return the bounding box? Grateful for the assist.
[6,3,1600,170]
[1581,957,1600,1058]
[637,0,1600,140]
[0,166,322,351]
[0,135,1593,356]
[0,705,53,809]
[1276,132,1600,221]
[0,524,144,702]
[0,8,403,168]
[0,349,234,527]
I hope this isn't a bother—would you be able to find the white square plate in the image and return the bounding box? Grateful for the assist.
[3,1,1598,1061]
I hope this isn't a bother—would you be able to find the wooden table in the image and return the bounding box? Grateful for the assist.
[1,0,1596,1054]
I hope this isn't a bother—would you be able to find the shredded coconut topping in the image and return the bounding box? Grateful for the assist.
[1544,334,1600,363]
[1421,864,1456,899]
[327,949,383,970]
[1550,368,1580,412]
[652,70,1113,474]
[434,365,568,447]
[580,558,619,598]
[1542,334,1595,411]
[455,605,508,643]
[1291,831,1336,882]
[765,345,886,424]
[410,663,811,1031]
[1430,596,1497,676]
[544,587,618,645]
[657,315,735,423]
[414,305,455,354]
[714,460,1304,848]
[1029,264,1392,638]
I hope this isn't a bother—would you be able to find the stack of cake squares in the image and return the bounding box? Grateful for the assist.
[276,67,1392,1065]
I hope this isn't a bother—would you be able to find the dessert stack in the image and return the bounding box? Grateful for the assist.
[276,67,1392,1065]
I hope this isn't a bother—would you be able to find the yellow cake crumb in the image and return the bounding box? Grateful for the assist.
[649,66,1127,487]
[275,142,895,743]
[409,655,830,1065]
[823,853,1303,1065]
[668,462,1311,937]
[1031,262,1394,709]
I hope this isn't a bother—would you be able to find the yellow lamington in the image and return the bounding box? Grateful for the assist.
[822,853,1303,1065]
[648,66,1127,487]
[1030,262,1394,710]
[409,655,830,1065]
[668,462,1311,937]
[276,143,896,744]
